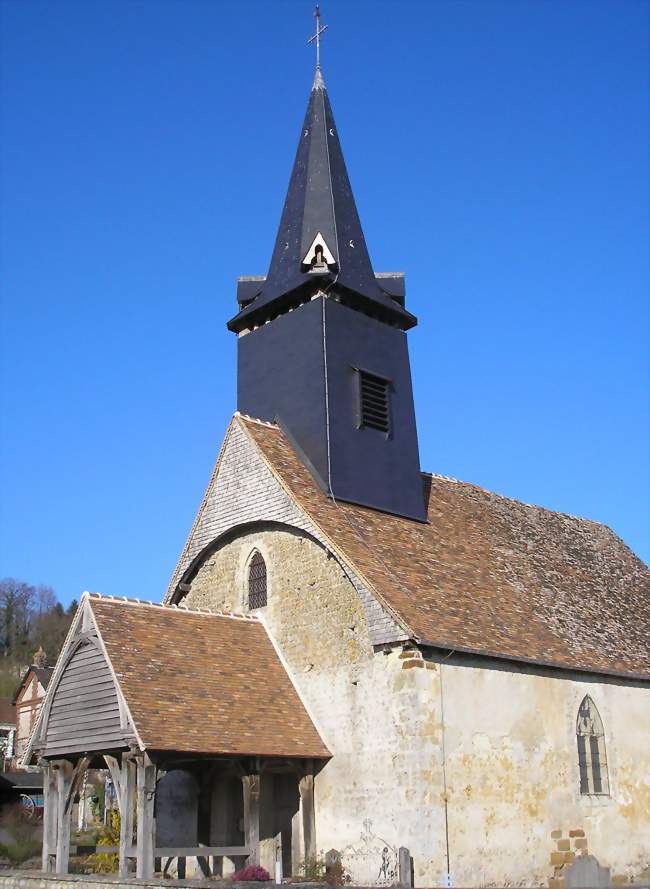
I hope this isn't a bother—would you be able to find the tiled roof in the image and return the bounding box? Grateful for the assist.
[0,698,15,726]
[11,665,54,704]
[239,416,650,680]
[89,596,330,758]
[34,667,54,690]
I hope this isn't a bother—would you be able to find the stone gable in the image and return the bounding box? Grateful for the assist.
[166,418,406,646]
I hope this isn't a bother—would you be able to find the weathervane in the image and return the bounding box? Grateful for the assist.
[308,5,328,69]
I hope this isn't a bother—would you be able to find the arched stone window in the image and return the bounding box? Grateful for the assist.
[248,552,267,610]
[577,695,609,795]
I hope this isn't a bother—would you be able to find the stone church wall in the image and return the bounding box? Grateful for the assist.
[183,528,650,888]
[183,527,446,884]
[434,656,650,888]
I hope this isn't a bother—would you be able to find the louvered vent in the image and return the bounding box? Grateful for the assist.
[359,370,391,434]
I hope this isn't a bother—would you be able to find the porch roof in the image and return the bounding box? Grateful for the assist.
[28,594,330,762]
[90,595,329,759]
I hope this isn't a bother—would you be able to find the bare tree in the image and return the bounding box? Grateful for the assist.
[0,578,35,659]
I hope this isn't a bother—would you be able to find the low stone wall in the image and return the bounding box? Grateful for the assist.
[0,873,329,889]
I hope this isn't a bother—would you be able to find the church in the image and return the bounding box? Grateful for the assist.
[24,36,649,889]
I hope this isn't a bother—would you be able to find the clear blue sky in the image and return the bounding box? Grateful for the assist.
[1,0,648,606]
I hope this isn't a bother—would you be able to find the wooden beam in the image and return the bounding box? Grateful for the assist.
[242,773,260,866]
[119,754,136,877]
[154,846,251,857]
[103,754,122,802]
[136,755,156,879]
[65,756,90,816]
[299,762,316,861]
[41,762,57,873]
[55,760,73,874]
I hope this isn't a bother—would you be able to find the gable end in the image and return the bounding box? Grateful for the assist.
[39,635,127,757]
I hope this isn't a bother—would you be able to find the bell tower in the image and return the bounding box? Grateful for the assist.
[228,38,426,522]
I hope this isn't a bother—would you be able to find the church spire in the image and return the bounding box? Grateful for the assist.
[230,14,426,522]
[228,22,415,333]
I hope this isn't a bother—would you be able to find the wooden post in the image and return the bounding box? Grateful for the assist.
[299,763,316,861]
[242,773,260,866]
[55,761,73,874]
[41,762,57,873]
[119,754,136,877]
[136,755,156,879]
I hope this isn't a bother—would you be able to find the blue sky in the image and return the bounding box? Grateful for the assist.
[1,0,648,606]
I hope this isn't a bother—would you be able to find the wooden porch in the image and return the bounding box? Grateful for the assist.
[40,751,317,879]
[24,596,329,880]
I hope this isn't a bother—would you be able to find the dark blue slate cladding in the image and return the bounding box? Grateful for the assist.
[237,298,329,487]
[233,66,426,522]
[324,300,426,521]
[228,72,416,333]
[237,296,426,522]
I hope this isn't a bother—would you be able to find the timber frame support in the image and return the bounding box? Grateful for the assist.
[136,753,157,879]
[40,756,89,875]
[41,762,57,873]
[242,772,261,866]
[299,760,316,861]
[105,752,138,877]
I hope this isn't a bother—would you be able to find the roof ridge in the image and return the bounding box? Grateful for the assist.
[422,471,602,527]
[234,411,278,428]
[239,419,600,528]
[83,592,260,622]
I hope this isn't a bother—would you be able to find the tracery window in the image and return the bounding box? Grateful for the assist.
[576,695,609,795]
[248,552,267,610]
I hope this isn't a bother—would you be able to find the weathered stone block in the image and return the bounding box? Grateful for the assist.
[564,852,576,865]
[402,659,424,669]
[549,877,565,889]
[569,829,585,838]
[557,839,571,851]
[612,876,629,885]
[551,830,563,839]
[574,839,588,850]
[551,852,564,866]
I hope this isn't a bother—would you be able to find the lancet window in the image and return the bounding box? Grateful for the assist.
[576,695,609,795]
[248,552,267,610]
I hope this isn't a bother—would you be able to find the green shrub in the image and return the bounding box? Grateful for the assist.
[86,809,120,874]
[2,838,42,864]
[0,804,42,864]
[299,854,326,882]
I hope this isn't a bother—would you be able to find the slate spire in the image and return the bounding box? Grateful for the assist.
[228,68,416,332]
[232,53,426,522]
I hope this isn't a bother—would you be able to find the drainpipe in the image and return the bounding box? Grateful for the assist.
[439,653,454,885]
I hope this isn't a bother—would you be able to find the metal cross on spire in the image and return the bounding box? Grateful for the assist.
[308,5,328,69]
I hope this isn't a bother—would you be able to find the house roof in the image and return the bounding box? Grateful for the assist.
[0,698,15,726]
[88,596,329,758]
[12,665,54,704]
[1,771,43,791]
[237,415,650,680]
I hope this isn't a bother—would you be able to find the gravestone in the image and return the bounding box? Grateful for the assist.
[155,769,199,847]
[325,848,342,880]
[565,855,611,889]
[398,847,413,889]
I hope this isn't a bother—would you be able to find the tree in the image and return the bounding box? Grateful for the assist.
[0,579,35,660]
[0,578,77,696]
